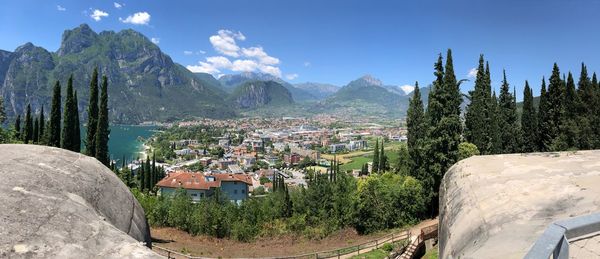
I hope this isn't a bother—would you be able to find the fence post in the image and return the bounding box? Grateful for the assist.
[392,232,394,242]
[337,249,340,259]
[376,239,378,249]
[357,244,360,255]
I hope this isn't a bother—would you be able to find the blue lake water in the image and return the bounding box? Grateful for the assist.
[81,125,157,165]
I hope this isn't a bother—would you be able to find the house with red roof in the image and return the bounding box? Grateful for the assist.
[156,171,252,203]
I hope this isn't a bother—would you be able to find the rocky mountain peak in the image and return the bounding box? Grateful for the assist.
[58,23,99,56]
[358,74,383,86]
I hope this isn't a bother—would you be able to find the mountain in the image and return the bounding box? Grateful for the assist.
[316,75,410,117]
[218,72,318,102]
[227,80,293,109]
[0,24,235,124]
[293,82,339,99]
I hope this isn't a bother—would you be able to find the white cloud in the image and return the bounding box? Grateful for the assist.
[198,50,206,54]
[231,59,259,72]
[285,74,299,80]
[189,29,284,78]
[304,61,311,67]
[467,68,478,78]
[57,5,66,11]
[209,30,245,57]
[183,51,194,55]
[114,2,123,9]
[241,46,279,65]
[151,38,160,44]
[90,9,109,21]
[119,11,151,25]
[400,84,415,94]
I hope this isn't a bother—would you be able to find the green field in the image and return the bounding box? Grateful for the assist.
[339,142,403,172]
[350,248,388,259]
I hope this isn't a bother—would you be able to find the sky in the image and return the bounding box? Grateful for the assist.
[1,0,600,100]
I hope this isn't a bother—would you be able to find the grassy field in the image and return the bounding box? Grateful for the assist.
[350,248,388,259]
[337,143,403,172]
[306,166,328,173]
[423,244,439,259]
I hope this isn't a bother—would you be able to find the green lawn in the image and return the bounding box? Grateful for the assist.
[423,244,439,259]
[340,143,403,172]
[350,248,388,259]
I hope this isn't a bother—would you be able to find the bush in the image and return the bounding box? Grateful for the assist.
[382,243,394,252]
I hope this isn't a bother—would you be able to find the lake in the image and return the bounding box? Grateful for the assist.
[81,125,157,165]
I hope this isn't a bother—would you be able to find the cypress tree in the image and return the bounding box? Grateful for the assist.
[85,68,99,156]
[38,106,44,144]
[23,104,33,144]
[33,118,39,144]
[144,158,151,191]
[422,49,462,215]
[547,64,564,150]
[464,55,490,154]
[73,91,81,152]
[555,72,579,150]
[576,64,595,149]
[95,76,110,165]
[14,115,21,140]
[139,163,146,191]
[379,140,387,172]
[61,75,76,151]
[407,83,426,175]
[538,78,552,151]
[488,91,502,154]
[521,81,537,152]
[372,139,379,173]
[498,70,519,153]
[49,80,62,147]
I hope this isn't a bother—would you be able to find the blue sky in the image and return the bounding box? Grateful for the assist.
[2,0,600,99]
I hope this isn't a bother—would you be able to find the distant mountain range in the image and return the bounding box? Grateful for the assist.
[0,24,424,123]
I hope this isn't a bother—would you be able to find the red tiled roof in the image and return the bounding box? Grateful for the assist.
[156,171,251,190]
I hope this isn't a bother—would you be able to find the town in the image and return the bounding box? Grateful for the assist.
[137,116,408,203]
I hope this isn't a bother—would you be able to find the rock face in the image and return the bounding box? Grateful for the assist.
[439,151,600,259]
[0,144,161,258]
[228,80,293,109]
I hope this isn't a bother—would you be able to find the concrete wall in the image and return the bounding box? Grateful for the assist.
[439,151,600,259]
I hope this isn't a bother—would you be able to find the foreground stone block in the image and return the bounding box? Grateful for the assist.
[439,150,600,258]
[0,144,161,258]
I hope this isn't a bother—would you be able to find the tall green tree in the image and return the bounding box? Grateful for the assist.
[38,106,44,144]
[555,72,579,150]
[14,115,21,140]
[48,80,62,147]
[422,49,462,214]
[379,141,388,172]
[547,64,565,150]
[372,139,380,173]
[95,75,110,166]
[520,81,537,152]
[576,64,595,149]
[73,91,81,151]
[464,55,491,154]
[85,68,99,156]
[537,78,552,151]
[488,91,502,154]
[23,104,33,144]
[498,70,519,153]
[406,82,426,174]
[33,117,39,144]
[61,75,78,151]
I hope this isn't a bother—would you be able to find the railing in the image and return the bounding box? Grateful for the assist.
[525,212,600,259]
[153,230,411,259]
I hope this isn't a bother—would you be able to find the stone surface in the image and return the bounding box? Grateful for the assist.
[0,144,161,258]
[439,150,600,259]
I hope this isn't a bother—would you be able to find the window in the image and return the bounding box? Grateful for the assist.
[234,190,238,194]
[191,193,197,197]
[242,190,245,194]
